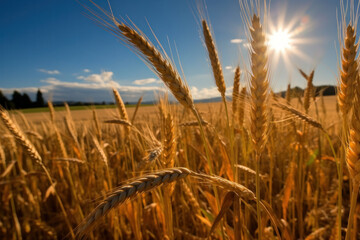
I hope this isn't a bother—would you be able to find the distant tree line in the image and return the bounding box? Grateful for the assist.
[0,89,45,109]
[279,85,336,98]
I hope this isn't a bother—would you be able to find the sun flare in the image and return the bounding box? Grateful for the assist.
[268,30,291,52]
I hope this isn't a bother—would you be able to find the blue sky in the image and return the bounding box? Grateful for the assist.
[0,0,344,103]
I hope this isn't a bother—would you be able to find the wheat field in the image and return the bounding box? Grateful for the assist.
[1,0,360,239]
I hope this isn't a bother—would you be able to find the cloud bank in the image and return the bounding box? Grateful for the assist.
[1,71,233,103]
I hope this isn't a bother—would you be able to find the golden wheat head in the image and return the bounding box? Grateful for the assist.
[0,107,42,164]
[338,25,358,117]
[249,15,269,153]
[202,20,226,98]
[75,167,191,238]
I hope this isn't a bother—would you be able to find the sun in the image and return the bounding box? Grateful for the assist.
[268,30,291,52]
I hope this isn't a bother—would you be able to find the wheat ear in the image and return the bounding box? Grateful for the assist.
[31,220,57,240]
[0,108,42,164]
[337,23,359,240]
[112,88,129,121]
[47,101,55,123]
[131,96,143,124]
[103,119,132,127]
[179,120,209,127]
[162,113,176,169]
[64,116,79,147]
[232,66,241,117]
[299,69,315,113]
[202,20,226,98]
[92,109,102,140]
[273,101,324,131]
[347,124,360,185]
[180,180,201,212]
[345,62,360,239]
[338,25,358,117]
[202,19,233,185]
[75,167,191,238]
[285,83,291,104]
[249,15,269,154]
[48,100,68,158]
[92,135,108,167]
[238,87,247,128]
[111,23,195,111]
[158,103,177,238]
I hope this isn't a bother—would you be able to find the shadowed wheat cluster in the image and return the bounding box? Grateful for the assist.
[1,0,360,239]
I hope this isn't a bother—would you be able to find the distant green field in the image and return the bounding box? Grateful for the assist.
[19,104,151,113]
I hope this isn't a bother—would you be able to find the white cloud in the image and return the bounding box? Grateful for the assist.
[191,86,220,99]
[38,69,60,75]
[41,76,121,90]
[77,71,113,83]
[230,39,244,44]
[83,69,91,73]
[3,71,240,103]
[1,71,167,102]
[191,86,234,100]
[133,78,160,85]
[225,66,233,70]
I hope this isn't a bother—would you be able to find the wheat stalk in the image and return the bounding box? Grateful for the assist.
[0,107,75,238]
[158,103,177,238]
[249,14,270,238]
[202,19,234,180]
